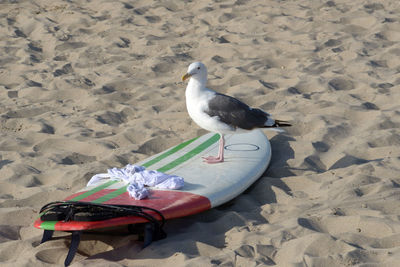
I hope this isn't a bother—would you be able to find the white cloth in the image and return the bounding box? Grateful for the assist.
[87,164,184,200]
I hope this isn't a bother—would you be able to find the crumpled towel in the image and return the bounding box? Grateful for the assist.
[87,164,184,200]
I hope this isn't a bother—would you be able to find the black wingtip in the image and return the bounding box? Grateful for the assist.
[275,119,292,127]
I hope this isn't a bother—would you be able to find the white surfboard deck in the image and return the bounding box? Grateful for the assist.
[137,129,271,208]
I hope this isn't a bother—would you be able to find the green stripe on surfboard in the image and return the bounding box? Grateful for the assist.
[91,185,128,203]
[142,136,199,168]
[91,133,220,203]
[157,133,220,173]
[40,221,57,230]
[67,137,198,203]
[70,180,118,201]
[89,133,220,204]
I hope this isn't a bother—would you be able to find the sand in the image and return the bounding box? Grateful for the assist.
[1,0,400,266]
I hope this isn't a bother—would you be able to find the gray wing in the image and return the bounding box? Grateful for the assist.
[204,93,268,130]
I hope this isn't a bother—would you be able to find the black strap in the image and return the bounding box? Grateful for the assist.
[40,230,54,244]
[64,231,81,266]
[143,223,154,248]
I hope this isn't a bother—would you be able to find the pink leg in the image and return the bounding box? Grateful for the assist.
[203,134,225,164]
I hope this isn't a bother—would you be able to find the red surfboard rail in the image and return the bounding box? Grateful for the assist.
[34,190,211,231]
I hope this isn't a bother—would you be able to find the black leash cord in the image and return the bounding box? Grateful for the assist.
[40,201,165,228]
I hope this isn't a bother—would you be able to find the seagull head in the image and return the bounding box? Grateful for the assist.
[182,62,207,83]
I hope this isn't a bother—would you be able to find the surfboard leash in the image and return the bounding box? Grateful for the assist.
[39,201,167,266]
[40,201,165,225]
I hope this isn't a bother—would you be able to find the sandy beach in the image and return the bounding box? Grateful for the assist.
[1,0,400,266]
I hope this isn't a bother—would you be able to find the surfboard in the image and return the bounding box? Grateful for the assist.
[34,130,271,265]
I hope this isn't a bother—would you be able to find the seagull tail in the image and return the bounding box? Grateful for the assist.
[274,119,292,127]
[261,119,291,132]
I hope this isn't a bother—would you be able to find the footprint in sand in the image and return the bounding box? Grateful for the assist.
[60,152,96,165]
[4,106,51,119]
[328,77,355,91]
[218,13,235,23]
[304,155,327,173]
[312,141,330,152]
[96,111,127,126]
[53,63,73,77]
[116,37,130,48]
[145,16,161,23]
[39,121,55,134]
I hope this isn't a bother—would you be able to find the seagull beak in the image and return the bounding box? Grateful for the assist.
[182,73,191,81]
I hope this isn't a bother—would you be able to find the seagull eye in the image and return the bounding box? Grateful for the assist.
[197,67,200,70]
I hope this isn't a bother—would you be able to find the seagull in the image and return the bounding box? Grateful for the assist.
[182,62,291,164]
